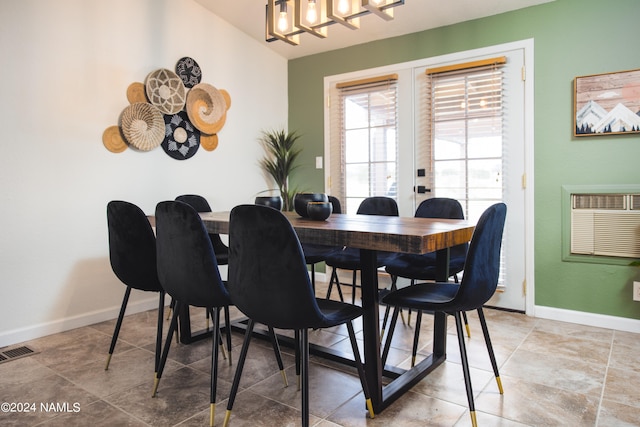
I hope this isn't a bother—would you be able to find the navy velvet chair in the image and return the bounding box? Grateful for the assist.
[382,203,507,427]
[382,197,469,364]
[105,201,165,374]
[175,194,232,343]
[153,200,235,427]
[223,204,374,427]
[175,194,229,265]
[301,195,342,289]
[324,196,399,303]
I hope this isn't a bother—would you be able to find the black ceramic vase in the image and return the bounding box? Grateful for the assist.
[307,201,333,221]
[294,193,328,217]
[255,195,283,211]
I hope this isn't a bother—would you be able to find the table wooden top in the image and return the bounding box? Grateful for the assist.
[199,211,475,255]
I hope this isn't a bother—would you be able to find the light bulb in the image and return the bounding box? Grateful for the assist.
[371,0,382,4]
[306,1,318,24]
[278,11,288,32]
[338,0,350,15]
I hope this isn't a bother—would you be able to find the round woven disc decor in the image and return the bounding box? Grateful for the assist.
[162,110,200,160]
[102,125,128,153]
[145,68,186,115]
[126,82,147,104]
[186,83,227,134]
[120,102,165,151]
[200,133,219,151]
[175,57,202,89]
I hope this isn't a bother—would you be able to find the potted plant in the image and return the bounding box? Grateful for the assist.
[259,128,302,211]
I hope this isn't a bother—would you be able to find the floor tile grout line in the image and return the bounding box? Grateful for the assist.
[594,330,615,426]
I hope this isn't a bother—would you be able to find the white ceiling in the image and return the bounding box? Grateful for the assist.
[194,0,554,59]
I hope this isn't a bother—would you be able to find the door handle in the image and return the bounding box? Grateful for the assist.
[414,186,431,194]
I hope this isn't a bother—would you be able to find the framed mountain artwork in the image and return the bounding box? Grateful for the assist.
[574,68,640,136]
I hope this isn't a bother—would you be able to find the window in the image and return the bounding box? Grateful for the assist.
[331,75,398,213]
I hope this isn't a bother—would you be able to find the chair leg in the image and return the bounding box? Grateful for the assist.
[105,287,131,370]
[153,300,181,397]
[154,291,165,374]
[381,306,400,367]
[477,308,503,394]
[209,307,221,427]
[351,270,357,305]
[224,306,232,366]
[346,321,374,419]
[223,319,255,427]
[300,328,310,427]
[462,311,471,338]
[268,326,288,387]
[381,275,404,340]
[294,330,301,390]
[325,267,344,302]
[454,311,477,427]
[310,263,316,291]
[411,310,423,367]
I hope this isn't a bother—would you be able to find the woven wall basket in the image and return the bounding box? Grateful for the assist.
[120,102,165,151]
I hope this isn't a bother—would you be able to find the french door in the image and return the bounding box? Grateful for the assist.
[325,40,533,312]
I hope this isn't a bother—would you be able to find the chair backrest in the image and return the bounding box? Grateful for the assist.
[175,194,212,213]
[155,201,230,308]
[107,201,162,292]
[455,203,507,311]
[357,196,399,216]
[328,196,342,214]
[415,198,463,220]
[228,204,327,329]
[415,198,467,259]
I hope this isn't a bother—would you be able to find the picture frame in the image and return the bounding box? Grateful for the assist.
[574,68,640,136]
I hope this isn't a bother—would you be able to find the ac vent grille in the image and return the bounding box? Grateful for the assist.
[571,193,640,258]
[572,194,625,210]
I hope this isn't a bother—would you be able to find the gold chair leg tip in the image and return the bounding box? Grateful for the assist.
[470,410,478,427]
[104,354,112,371]
[223,410,232,427]
[496,376,504,394]
[209,404,215,427]
[151,377,160,397]
[366,398,375,419]
[281,370,288,387]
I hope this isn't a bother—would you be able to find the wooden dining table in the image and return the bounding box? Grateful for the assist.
[195,210,475,414]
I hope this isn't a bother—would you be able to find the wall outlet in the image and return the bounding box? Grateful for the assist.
[315,156,323,169]
[634,281,640,302]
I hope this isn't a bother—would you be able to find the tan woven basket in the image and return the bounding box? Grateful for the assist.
[145,68,186,115]
[120,102,165,151]
[102,125,128,153]
[186,83,227,134]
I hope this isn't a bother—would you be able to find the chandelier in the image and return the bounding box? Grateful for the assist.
[266,0,405,45]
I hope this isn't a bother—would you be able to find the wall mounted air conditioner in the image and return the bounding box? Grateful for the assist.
[571,194,640,258]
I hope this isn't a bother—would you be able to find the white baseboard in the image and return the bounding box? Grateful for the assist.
[0,296,161,348]
[534,305,640,334]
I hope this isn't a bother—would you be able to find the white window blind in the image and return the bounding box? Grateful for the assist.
[425,57,508,288]
[425,58,505,222]
[330,74,398,213]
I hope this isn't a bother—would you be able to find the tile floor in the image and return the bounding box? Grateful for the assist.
[1,280,639,427]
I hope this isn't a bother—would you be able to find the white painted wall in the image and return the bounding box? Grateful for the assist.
[0,0,288,346]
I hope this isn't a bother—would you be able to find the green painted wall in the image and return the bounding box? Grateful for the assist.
[288,0,640,320]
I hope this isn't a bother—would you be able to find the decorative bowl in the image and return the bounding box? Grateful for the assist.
[255,195,283,211]
[307,201,333,221]
[294,193,329,217]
